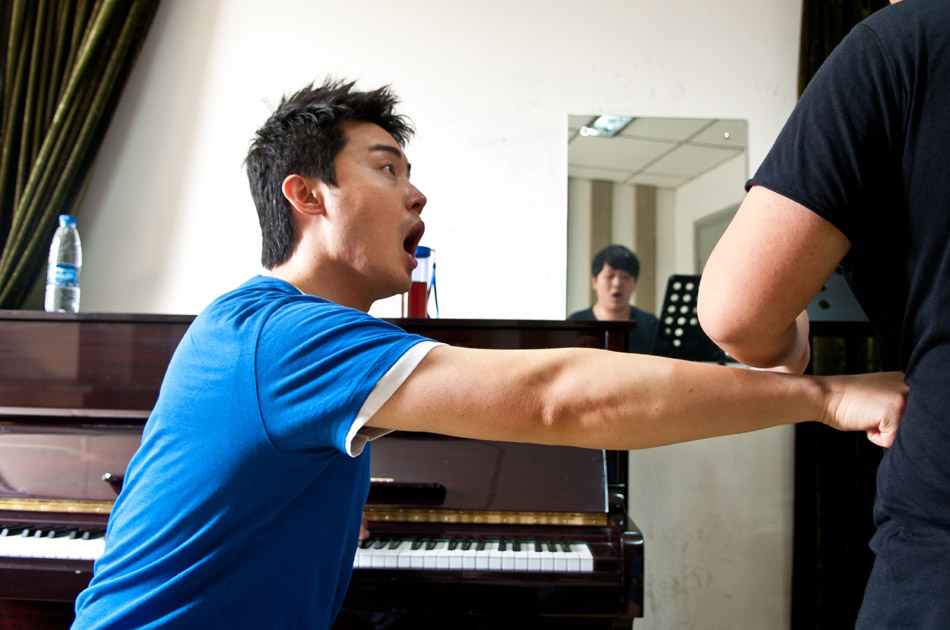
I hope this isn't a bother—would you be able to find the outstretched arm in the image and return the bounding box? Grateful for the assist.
[367,344,906,450]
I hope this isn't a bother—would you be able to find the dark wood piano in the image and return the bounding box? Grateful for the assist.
[0,311,644,629]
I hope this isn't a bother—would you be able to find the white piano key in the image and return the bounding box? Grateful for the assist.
[576,542,594,572]
[406,541,430,570]
[381,539,407,568]
[0,526,107,561]
[474,541,491,571]
[525,542,543,572]
[485,541,503,571]
[444,540,465,570]
[499,541,517,571]
[423,540,449,570]
[396,541,418,569]
[0,528,27,558]
[369,540,388,569]
[353,545,371,569]
[564,543,582,572]
[459,540,479,570]
[511,541,529,571]
[553,542,568,573]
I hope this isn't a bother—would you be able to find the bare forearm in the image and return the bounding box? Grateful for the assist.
[374,346,904,450]
[540,350,826,449]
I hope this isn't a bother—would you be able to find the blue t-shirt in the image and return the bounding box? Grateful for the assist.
[73,276,438,629]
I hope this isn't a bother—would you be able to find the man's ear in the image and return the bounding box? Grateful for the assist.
[281,174,325,216]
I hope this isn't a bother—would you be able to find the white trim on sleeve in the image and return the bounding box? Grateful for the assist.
[345,340,443,456]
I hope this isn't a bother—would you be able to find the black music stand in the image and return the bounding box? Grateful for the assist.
[653,274,728,363]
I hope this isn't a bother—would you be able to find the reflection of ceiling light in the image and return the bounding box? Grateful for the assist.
[579,115,634,138]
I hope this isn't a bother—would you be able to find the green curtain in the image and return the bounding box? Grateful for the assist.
[793,2,889,628]
[798,0,889,96]
[0,0,160,309]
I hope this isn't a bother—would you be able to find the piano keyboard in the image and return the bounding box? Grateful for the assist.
[1,527,593,573]
[0,525,106,561]
[355,537,594,572]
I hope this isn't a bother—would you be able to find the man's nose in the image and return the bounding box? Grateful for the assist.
[408,184,427,214]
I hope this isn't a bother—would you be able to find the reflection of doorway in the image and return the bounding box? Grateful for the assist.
[693,203,738,274]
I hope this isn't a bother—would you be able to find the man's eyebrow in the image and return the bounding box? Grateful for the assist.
[369,143,412,177]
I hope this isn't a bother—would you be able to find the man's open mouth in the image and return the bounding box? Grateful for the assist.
[404,223,425,258]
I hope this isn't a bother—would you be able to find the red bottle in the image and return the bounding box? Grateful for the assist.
[406,246,434,318]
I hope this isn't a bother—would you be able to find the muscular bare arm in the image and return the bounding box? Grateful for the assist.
[367,344,905,449]
[697,186,851,373]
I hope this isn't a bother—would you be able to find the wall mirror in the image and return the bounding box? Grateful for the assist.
[566,116,748,320]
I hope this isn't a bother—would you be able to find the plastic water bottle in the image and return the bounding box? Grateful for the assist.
[44,214,82,313]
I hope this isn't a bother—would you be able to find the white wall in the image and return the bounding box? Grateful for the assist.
[75,1,804,628]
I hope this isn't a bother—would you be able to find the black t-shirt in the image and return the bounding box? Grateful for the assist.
[567,306,658,354]
[749,0,950,589]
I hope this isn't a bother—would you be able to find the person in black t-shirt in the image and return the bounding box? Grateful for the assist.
[698,1,950,627]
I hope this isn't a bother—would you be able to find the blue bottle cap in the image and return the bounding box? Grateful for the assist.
[59,214,76,227]
[415,246,432,257]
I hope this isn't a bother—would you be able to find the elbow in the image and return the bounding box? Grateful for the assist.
[697,288,741,351]
[696,291,764,366]
[697,299,799,369]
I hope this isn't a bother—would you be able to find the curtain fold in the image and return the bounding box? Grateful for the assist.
[0,0,160,309]
[798,0,888,96]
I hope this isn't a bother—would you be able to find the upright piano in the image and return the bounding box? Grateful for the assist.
[0,311,644,629]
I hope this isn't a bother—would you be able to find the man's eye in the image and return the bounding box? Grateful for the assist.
[382,165,395,174]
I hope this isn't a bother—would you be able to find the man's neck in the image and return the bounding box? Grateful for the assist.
[269,263,374,312]
[592,303,632,321]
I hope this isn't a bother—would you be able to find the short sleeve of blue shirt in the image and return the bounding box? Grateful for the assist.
[254,291,434,456]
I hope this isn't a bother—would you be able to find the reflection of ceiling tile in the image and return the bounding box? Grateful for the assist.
[568,116,747,189]
[618,117,710,142]
[569,135,674,172]
[647,145,742,177]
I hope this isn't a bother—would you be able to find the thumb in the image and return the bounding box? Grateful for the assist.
[866,408,900,448]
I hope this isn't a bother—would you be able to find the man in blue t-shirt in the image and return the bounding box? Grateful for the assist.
[698,1,949,627]
[72,79,908,630]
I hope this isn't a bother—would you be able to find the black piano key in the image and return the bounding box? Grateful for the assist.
[387,539,402,550]
[560,542,571,553]
[461,540,473,551]
[476,540,486,551]
[81,529,106,541]
[411,539,425,550]
[424,540,438,551]
[1,526,27,537]
[34,527,66,538]
[512,541,522,552]
[372,538,388,549]
[535,541,545,552]
[548,542,558,553]
[447,539,459,551]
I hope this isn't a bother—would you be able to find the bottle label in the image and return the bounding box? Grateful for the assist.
[49,263,80,287]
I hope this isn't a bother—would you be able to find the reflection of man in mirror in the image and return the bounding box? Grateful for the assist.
[568,244,658,354]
